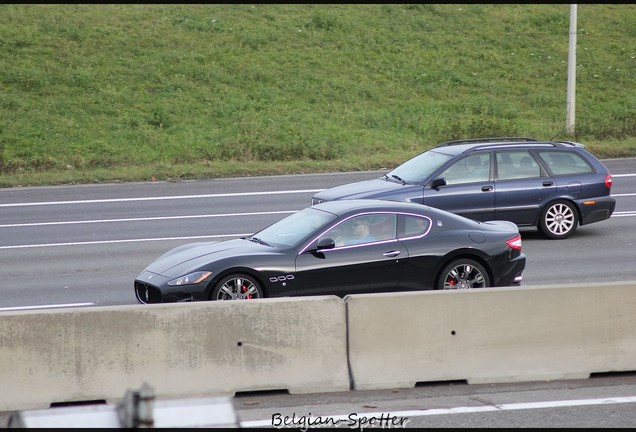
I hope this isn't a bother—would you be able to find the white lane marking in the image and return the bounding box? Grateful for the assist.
[2,188,633,208]
[0,172,633,208]
[0,211,296,228]
[0,303,93,311]
[239,395,636,427]
[1,202,635,229]
[0,209,634,232]
[0,189,323,208]
[1,211,635,249]
[0,234,243,250]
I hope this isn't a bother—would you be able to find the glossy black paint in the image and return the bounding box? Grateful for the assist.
[134,199,526,304]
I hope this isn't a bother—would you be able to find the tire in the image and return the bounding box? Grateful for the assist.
[539,200,578,240]
[211,273,263,301]
[437,259,490,290]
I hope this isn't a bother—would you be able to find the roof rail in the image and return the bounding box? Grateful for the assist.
[437,137,538,147]
[554,140,585,148]
[471,142,559,151]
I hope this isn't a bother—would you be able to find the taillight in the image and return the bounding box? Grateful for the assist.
[605,173,612,189]
[506,235,522,251]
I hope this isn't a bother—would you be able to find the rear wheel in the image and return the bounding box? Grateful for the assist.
[539,200,578,240]
[211,273,263,300]
[437,259,490,290]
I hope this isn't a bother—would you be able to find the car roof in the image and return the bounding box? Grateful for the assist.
[431,137,586,156]
[311,198,434,215]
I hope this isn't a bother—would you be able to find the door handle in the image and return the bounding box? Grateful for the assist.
[542,181,554,187]
[481,185,493,192]
[383,250,401,257]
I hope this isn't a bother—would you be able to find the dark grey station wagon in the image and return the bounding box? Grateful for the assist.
[312,137,616,239]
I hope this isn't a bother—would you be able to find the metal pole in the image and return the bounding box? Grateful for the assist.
[566,4,577,134]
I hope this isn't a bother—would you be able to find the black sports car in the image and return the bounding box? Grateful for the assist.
[134,199,526,304]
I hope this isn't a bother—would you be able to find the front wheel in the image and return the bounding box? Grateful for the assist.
[539,200,578,240]
[437,259,490,290]
[211,273,263,300]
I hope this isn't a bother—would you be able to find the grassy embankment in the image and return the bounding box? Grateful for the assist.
[1,4,635,188]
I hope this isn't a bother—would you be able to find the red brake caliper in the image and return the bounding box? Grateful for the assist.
[446,277,456,286]
[242,284,252,299]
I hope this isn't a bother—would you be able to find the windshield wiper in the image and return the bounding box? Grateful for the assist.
[248,236,270,246]
[391,174,407,185]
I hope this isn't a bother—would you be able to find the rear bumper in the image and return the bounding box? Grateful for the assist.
[576,195,616,225]
[493,252,526,287]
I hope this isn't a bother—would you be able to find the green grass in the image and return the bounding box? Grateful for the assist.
[1,4,635,187]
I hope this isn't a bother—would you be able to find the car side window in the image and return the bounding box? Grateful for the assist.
[496,151,541,180]
[536,151,593,175]
[441,154,490,185]
[321,214,396,247]
[368,214,396,242]
[400,215,431,238]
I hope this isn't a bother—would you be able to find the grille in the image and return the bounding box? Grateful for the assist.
[134,281,162,304]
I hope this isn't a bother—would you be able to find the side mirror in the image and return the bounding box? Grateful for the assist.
[305,238,335,257]
[316,238,336,250]
[430,177,447,190]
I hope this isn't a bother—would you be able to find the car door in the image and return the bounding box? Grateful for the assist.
[493,150,557,225]
[293,214,406,296]
[393,214,439,290]
[422,153,495,221]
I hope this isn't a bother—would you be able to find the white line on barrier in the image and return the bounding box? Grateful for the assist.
[239,395,636,427]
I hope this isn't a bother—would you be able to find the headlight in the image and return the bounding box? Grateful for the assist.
[167,271,212,286]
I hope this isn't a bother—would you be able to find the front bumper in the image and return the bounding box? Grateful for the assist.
[134,270,208,304]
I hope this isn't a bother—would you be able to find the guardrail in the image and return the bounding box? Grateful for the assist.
[1,281,635,411]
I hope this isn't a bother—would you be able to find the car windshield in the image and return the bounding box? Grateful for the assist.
[251,207,337,248]
[387,150,454,183]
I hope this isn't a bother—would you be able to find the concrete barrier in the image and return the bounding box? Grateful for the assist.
[346,281,636,390]
[4,281,636,411]
[0,296,349,411]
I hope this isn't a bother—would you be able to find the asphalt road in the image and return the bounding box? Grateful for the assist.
[232,372,636,428]
[1,158,634,310]
[1,157,635,427]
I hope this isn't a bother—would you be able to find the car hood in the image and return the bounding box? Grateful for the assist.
[314,178,419,201]
[144,238,270,278]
